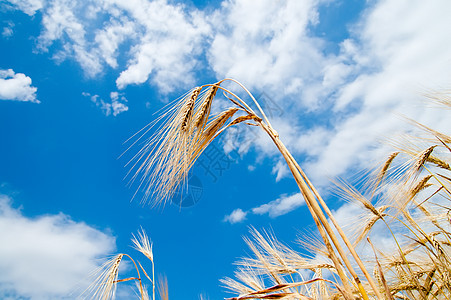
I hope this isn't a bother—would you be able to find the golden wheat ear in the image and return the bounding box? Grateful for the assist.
[127,80,256,206]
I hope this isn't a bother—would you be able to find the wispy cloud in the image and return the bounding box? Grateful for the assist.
[36,0,102,77]
[0,69,38,103]
[272,160,289,182]
[0,194,116,299]
[206,0,450,223]
[2,21,14,38]
[82,91,128,116]
[224,193,305,223]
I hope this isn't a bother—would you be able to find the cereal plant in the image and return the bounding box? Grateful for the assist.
[82,229,163,300]
[88,81,450,299]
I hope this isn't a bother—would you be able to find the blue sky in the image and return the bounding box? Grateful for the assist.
[0,0,450,299]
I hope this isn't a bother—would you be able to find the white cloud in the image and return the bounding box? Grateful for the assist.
[9,0,451,184]
[2,21,14,38]
[5,0,44,16]
[215,0,451,187]
[83,91,129,116]
[252,193,305,218]
[208,0,326,105]
[272,160,289,182]
[224,193,305,223]
[37,0,104,77]
[2,27,13,37]
[94,18,137,69]
[302,0,451,182]
[0,195,116,299]
[223,208,247,224]
[30,0,211,93]
[112,0,211,93]
[0,69,39,103]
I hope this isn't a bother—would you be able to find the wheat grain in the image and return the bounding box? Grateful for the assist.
[123,81,451,299]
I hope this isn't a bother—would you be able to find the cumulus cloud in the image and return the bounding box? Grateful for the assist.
[224,193,305,223]
[0,195,116,299]
[82,91,128,116]
[22,0,211,93]
[94,18,137,69]
[112,0,210,93]
[0,69,39,103]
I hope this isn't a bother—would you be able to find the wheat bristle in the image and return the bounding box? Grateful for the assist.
[131,229,153,262]
[158,276,169,300]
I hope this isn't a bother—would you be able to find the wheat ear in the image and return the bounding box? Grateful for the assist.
[181,87,201,132]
